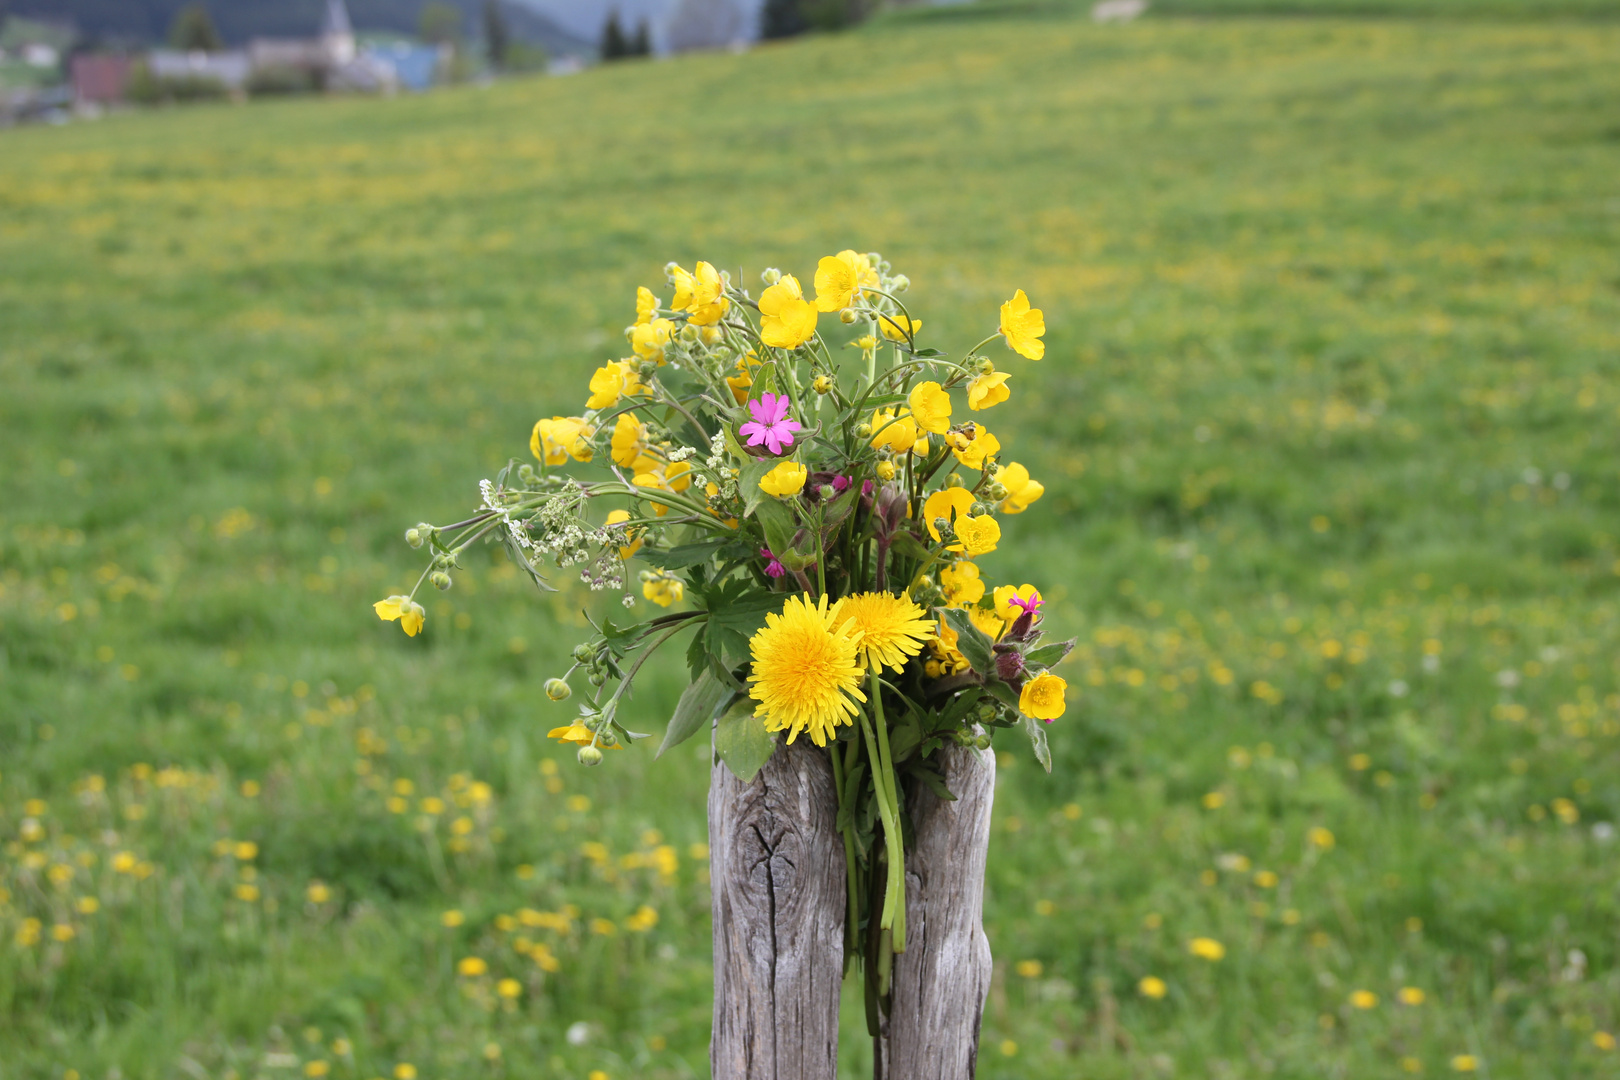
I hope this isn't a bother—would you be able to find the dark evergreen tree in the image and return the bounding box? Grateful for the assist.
[168,3,222,51]
[601,10,628,60]
[482,0,508,66]
[630,18,650,56]
[761,0,807,40]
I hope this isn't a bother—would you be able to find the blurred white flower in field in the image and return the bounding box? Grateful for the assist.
[1522,467,1541,485]
[1593,823,1615,844]
[1388,680,1409,698]
[566,1022,590,1047]
[1496,669,1520,688]
[1422,655,1441,674]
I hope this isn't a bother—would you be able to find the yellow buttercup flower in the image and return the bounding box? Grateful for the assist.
[643,573,684,608]
[546,720,620,747]
[869,408,918,454]
[605,509,642,560]
[993,584,1041,621]
[999,289,1045,360]
[939,561,985,605]
[374,595,426,637]
[586,360,643,410]
[813,249,875,312]
[531,416,596,465]
[907,381,952,434]
[747,594,867,747]
[955,515,1000,556]
[946,424,1000,470]
[838,591,936,673]
[759,274,818,349]
[759,460,808,499]
[922,487,976,543]
[635,285,658,325]
[670,261,728,326]
[997,462,1045,514]
[852,334,878,351]
[725,354,758,404]
[878,313,920,342]
[967,369,1011,411]
[610,413,647,468]
[969,605,1005,641]
[631,318,673,363]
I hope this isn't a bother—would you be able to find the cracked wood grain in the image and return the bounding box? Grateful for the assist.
[709,736,845,1080]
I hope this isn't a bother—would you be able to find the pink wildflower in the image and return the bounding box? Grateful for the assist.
[738,392,802,455]
[760,547,786,579]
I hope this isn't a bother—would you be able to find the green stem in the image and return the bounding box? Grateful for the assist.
[829,746,861,972]
[860,673,907,953]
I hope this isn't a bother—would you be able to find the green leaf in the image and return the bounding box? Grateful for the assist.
[888,530,933,562]
[755,496,799,557]
[1019,711,1053,773]
[1024,637,1077,668]
[713,698,777,783]
[910,348,944,358]
[658,669,730,759]
[887,715,923,764]
[939,608,996,676]
[642,540,728,570]
[739,457,779,516]
[907,762,957,802]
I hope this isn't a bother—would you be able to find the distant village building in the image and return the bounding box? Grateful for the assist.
[70,53,131,104]
[148,49,251,90]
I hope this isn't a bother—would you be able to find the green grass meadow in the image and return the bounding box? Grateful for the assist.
[3,5,1620,1078]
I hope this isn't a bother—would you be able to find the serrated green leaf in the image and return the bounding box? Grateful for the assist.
[642,540,728,570]
[1023,636,1077,668]
[658,669,730,759]
[714,698,777,783]
[939,607,996,675]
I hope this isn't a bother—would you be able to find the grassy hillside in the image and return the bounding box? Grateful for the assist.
[2,10,1620,1080]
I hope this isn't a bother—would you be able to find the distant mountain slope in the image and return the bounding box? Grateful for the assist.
[1,0,595,53]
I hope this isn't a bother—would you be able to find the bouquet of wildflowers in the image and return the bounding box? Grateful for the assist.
[375,250,1071,1012]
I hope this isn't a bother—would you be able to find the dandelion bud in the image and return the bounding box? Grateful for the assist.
[577,745,604,767]
[761,267,781,285]
[891,274,911,293]
[544,678,572,702]
[876,461,896,481]
[571,644,594,663]
[839,308,858,325]
[946,474,965,489]
[430,571,452,591]
[405,527,424,549]
[856,423,872,439]
[813,375,834,395]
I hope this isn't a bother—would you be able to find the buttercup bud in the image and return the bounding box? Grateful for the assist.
[577,745,603,767]
[589,670,606,688]
[970,502,988,516]
[679,324,699,342]
[915,574,934,589]
[761,267,781,286]
[890,274,911,292]
[946,474,965,489]
[839,308,858,325]
[987,482,1009,500]
[430,571,452,591]
[876,461,896,481]
[974,355,996,375]
[572,644,594,663]
[597,731,617,748]
[856,423,872,439]
[664,261,680,278]
[975,733,993,751]
[544,678,571,702]
[405,528,424,549]
[818,485,836,500]
[813,375,834,395]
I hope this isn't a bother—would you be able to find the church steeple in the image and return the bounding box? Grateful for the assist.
[322,0,355,63]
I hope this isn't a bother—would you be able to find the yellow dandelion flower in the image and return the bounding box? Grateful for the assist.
[1593,1031,1615,1051]
[457,956,488,977]
[758,274,818,349]
[1309,826,1335,850]
[497,977,522,999]
[1451,1055,1478,1072]
[394,1065,418,1080]
[373,595,426,637]
[1398,986,1426,1005]
[1139,975,1167,999]
[907,381,952,435]
[1349,990,1378,1009]
[838,592,936,673]
[999,289,1045,360]
[967,369,1011,411]
[306,882,331,904]
[813,249,875,312]
[747,594,867,747]
[1019,672,1067,721]
[1188,936,1225,961]
[758,460,808,499]
[1014,959,1043,978]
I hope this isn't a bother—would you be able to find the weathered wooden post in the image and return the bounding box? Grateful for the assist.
[709,736,846,1080]
[710,739,997,1080]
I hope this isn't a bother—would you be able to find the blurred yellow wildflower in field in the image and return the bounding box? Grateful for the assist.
[1188,937,1225,961]
[1138,976,1167,999]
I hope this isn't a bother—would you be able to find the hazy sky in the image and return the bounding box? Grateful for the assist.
[518,0,765,44]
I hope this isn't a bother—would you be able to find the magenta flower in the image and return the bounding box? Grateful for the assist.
[1008,594,1043,616]
[738,392,802,456]
[760,547,786,579]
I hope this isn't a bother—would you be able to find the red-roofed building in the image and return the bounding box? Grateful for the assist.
[70,53,130,104]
